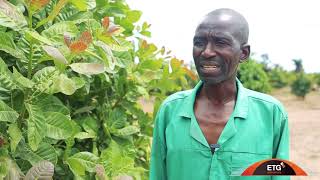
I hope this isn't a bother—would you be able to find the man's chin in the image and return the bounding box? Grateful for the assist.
[200,76,226,85]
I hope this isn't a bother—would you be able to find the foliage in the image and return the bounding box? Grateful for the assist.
[237,58,271,93]
[0,0,196,179]
[291,73,311,99]
[292,59,304,73]
[268,65,288,89]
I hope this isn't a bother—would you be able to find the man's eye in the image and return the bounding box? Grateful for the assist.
[194,40,206,47]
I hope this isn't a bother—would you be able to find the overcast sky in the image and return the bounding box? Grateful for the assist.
[127,0,320,73]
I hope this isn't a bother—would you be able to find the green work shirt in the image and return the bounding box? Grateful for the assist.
[150,79,290,180]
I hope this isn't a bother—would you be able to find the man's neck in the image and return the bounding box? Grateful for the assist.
[200,77,237,105]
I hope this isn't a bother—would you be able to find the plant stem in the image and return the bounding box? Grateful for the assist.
[27,42,34,79]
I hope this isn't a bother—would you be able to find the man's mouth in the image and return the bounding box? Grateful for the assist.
[201,64,220,70]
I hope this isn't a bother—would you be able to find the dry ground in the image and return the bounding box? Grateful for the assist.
[271,87,320,180]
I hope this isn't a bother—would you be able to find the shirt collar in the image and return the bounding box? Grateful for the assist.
[178,78,248,119]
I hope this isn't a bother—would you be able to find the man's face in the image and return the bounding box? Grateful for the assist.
[193,20,246,85]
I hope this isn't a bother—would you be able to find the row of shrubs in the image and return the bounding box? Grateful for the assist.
[236,57,319,99]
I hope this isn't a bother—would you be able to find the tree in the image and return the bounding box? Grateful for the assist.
[292,59,304,73]
[291,74,311,99]
[237,58,271,93]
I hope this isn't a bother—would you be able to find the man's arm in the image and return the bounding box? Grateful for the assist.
[273,114,289,159]
[272,109,290,180]
[149,107,167,180]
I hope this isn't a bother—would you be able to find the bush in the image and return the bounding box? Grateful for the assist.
[237,58,271,93]
[0,0,196,179]
[268,66,288,89]
[291,74,311,99]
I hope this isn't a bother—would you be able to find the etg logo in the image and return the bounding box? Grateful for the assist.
[267,162,285,172]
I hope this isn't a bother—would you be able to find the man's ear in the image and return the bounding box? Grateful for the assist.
[240,44,250,63]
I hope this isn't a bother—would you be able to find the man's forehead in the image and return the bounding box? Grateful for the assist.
[195,23,237,38]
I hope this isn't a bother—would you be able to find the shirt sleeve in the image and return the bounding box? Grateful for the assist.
[272,108,290,180]
[273,112,289,160]
[149,106,167,180]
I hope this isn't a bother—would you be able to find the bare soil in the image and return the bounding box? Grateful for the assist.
[271,87,320,180]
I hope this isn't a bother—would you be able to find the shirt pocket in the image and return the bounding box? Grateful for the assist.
[230,152,270,177]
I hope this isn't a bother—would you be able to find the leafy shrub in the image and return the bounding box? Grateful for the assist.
[291,74,311,99]
[268,66,288,89]
[0,0,196,179]
[237,58,271,93]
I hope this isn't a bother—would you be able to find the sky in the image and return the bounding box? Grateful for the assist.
[127,0,320,73]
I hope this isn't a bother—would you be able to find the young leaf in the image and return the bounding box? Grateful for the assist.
[0,99,19,122]
[24,160,54,180]
[69,63,105,75]
[43,45,68,65]
[69,41,88,53]
[0,0,27,30]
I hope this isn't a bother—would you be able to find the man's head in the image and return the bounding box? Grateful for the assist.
[193,8,250,85]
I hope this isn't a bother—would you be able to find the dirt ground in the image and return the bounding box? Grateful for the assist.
[140,87,320,179]
[271,87,320,180]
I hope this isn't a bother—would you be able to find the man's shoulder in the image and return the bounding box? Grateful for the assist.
[245,88,287,115]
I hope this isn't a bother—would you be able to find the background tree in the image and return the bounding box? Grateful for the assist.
[237,57,271,93]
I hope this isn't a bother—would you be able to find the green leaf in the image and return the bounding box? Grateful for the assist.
[3,158,23,180]
[67,152,99,176]
[24,161,54,180]
[44,112,73,140]
[12,67,35,89]
[71,77,86,89]
[94,41,116,71]
[74,132,95,139]
[51,74,77,95]
[0,32,26,59]
[41,21,79,42]
[126,10,142,23]
[69,63,105,75]
[25,103,46,151]
[25,30,54,45]
[36,0,69,28]
[8,123,22,152]
[31,95,70,115]
[69,0,96,11]
[0,99,19,122]
[113,125,140,137]
[32,66,59,94]
[15,141,57,165]
[0,0,27,30]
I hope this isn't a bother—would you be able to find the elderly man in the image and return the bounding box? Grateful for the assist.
[150,8,289,180]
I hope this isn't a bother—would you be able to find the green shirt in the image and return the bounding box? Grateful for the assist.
[150,79,290,180]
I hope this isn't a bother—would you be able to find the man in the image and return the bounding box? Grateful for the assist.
[150,8,289,180]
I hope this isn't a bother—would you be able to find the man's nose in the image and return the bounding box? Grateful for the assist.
[201,42,217,58]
